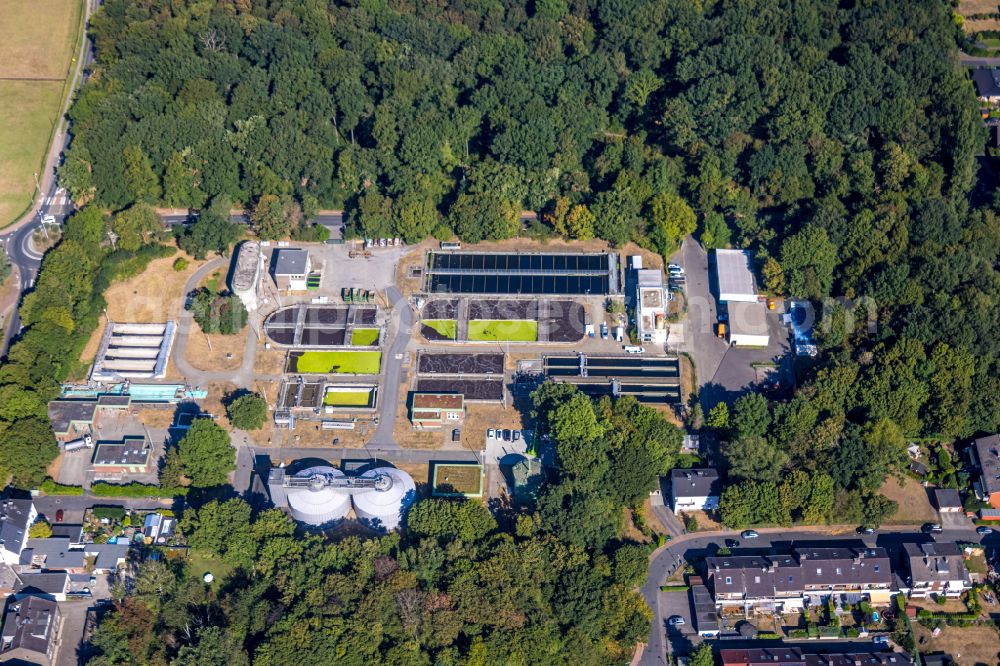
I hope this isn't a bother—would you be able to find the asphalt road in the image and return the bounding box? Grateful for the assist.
[639,524,991,665]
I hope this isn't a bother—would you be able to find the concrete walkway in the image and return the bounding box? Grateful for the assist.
[171,256,260,387]
[369,286,415,448]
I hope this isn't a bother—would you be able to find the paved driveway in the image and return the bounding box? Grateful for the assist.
[670,237,792,409]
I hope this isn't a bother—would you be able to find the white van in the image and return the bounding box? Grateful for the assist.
[624,345,645,354]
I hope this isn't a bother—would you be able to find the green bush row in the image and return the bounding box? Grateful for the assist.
[39,478,85,495]
[90,482,187,498]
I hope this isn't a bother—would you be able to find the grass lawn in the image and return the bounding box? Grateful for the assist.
[294,351,381,374]
[0,81,65,225]
[184,547,234,590]
[0,0,84,227]
[468,319,537,342]
[324,389,373,406]
[433,463,484,496]
[423,319,457,339]
[350,328,379,346]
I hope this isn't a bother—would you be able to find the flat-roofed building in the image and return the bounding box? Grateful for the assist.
[271,248,311,291]
[91,435,153,475]
[714,249,758,302]
[727,301,770,347]
[410,393,465,429]
[635,268,668,344]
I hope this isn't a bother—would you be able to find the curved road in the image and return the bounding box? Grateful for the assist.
[639,523,989,665]
[1,0,100,355]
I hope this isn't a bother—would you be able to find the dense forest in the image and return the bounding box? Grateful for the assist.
[87,390,681,665]
[5,0,1000,659]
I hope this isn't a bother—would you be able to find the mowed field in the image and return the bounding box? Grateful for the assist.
[0,0,83,227]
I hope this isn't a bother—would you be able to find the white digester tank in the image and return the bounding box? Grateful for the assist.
[285,466,352,525]
[351,467,416,531]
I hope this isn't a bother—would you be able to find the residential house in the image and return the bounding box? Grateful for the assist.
[971,68,1000,104]
[13,572,70,602]
[720,648,914,666]
[670,468,721,513]
[971,434,1000,508]
[91,435,153,475]
[143,513,176,543]
[410,393,465,429]
[903,542,970,598]
[20,539,129,575]
[706,547,893,613]
[0,500,36,566]
[0,596,60,665]
[271,248,311,291]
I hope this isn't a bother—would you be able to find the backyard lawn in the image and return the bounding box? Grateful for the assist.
[350,328,380,346]
[323,389,374,406]
[468,319,537,342]
[0,0,84,227]
[423,319,457,339]
[292,351,381,374]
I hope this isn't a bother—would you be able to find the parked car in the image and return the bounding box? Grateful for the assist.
[922,523,943,533]
[502,429,511,441]
[487,428,496,439]
[741,530,760,539]
[858,526,876,534]
[724,538,740,548]
[667,616,685,626]
[873,636,889,647]
[977,526,994,535]
[512,430,521,442]
[668,263,684,274]
[452,428,461,442]
[55,509,64,523]
[600,322,609,339]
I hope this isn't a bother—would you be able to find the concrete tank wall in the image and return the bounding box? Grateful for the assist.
[352,467,416,531]
[286,466,352,525]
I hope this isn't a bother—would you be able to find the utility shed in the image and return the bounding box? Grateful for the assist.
[727,301,770,347]
[714,249,758,302]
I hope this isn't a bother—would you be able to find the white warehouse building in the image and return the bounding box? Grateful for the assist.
[714,249,759,303]
[629,256,668,345]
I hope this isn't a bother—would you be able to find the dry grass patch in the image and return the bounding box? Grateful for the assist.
[104,252,202,322]
[912,622,1000,666]
[879,476,936,523]
[966,18,1000,32]
[185,331,245,372]
[0,0,82,79]
[0,80,64,225]
[253,347,287,376]
[135,408,175,429]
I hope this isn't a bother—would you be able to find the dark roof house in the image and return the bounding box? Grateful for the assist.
[934,489,962,512]
[972,68,1000,100]
[972,434,1000,508]
[720,648,914,666]
[0,595,60,664]
[903,542,970,597]
[0,500,36,565]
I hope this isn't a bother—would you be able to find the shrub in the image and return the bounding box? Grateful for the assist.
[91,482,187,498]
[40,478,84,495]
[29,520,53,538]
[845,627,860,637]
[173,256,189,271]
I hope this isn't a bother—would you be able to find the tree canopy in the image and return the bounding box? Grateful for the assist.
[177,419,235,488]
